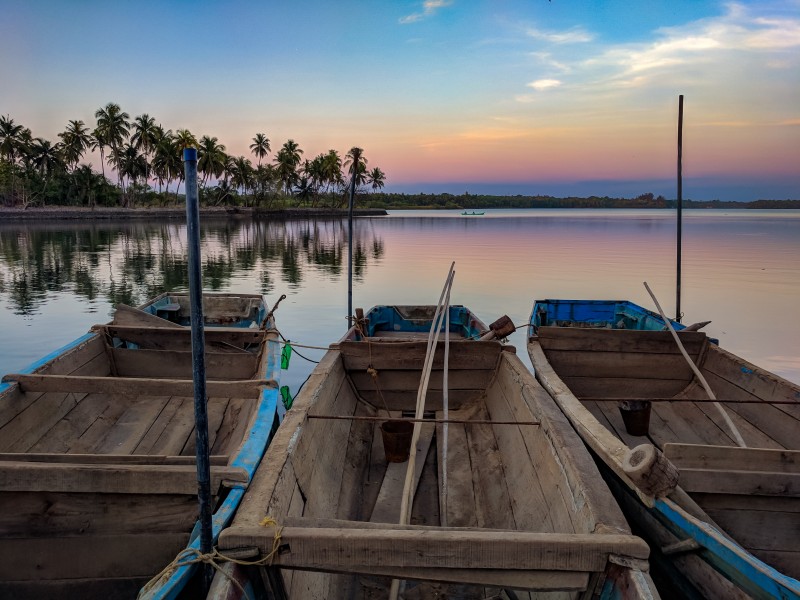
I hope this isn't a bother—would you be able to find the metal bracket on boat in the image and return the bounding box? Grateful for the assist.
[661,538,702,556]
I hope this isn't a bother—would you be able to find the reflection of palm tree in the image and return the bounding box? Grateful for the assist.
[58,120,92,171]
[250,133,270,167]
[94,103,130,188]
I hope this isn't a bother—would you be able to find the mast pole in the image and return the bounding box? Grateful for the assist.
[676,94,684,322]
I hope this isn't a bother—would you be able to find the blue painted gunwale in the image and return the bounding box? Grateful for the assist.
[529,299,685,336]
[358,305,485,340]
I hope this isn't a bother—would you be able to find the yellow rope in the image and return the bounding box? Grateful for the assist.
[137,518,283,600]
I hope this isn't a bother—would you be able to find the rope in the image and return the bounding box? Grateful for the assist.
[137,518,283,600]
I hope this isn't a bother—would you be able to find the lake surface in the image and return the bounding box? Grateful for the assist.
[1,209,798,392]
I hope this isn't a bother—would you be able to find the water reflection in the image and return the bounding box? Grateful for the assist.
[0,219,384,315]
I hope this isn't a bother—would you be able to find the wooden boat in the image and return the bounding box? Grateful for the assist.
[209,305,658,599]
[0,292,282,599]
[527,299,800,599]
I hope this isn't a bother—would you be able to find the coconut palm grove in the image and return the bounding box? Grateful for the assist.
[0,103,387,209]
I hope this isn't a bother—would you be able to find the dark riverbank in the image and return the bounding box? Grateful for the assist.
[0,207,388,221]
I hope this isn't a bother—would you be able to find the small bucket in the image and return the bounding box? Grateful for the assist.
[380,420,414,463]
[618,401,652,436]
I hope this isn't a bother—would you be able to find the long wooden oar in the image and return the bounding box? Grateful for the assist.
[643,282,746,448]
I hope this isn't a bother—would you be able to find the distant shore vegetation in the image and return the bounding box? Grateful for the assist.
[0,104,386,210]
[2,107,797,212]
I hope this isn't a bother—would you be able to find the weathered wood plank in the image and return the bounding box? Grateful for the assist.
[335,401,374,522]
[146,396,196,456]
[370,423,434,524]
[210,397,254,456]
[0,453,227,465]
[339,340,501,372]
[665,443,800,473]
[0,533,189,580]
[0,461,247,494]
[111,347,258,380]
[562,375,691,400]
[66,396,127,454]
[356,389,483,412]
[3,373,275,398]
[436,411,478,528]
[348,368,494,392]
[484,381,556,533]
[0,393,81,453]
[97,324,266,348]
[93,396,171,455]
[537,327,707,355]
[26,392,102,454]
[182,397,231,456]
[221,526,650,571]
[0,490,198,536]
[678,468,800,497]
[544,349,694,380]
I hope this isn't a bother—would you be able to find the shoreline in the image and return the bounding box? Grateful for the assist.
[0,207,388,221]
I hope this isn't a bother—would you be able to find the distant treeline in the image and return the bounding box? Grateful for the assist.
[361,192,800,210]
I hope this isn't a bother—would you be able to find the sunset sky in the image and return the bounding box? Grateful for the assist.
[2,0,798,200]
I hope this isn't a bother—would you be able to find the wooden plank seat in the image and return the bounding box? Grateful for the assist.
[220,523,649,587]
[0,461,248,494]
[1,374,276,397]
[665,443,800,497]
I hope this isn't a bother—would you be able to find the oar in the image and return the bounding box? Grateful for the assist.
[643,282,746,448]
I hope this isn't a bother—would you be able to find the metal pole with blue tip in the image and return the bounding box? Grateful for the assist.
[183,147,213,589]
[347,148,361,329]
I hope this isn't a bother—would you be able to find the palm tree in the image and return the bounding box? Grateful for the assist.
[274,139,303,194]
[118,143,147,206]
[250,133,270,166]
[151,130,178,194]
[197,136,227,188]
[230,155,254,202]
[344,146,368,189]
[131,114,158,184]
[94,103,130,186]
[322,149,344,193]
[58,120,92,171]
[174,128,198,150]
[29,137,65,203]
[368,167,386,192]
[0,115,25,165]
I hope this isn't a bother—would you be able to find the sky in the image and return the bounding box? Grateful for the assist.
[1,0,798,201]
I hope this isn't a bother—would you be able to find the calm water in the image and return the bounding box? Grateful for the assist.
[1,209,798,392]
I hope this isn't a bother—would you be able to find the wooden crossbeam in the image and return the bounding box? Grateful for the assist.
[1,374,277,398]
[0,453,229,465]
[219,526,650,573]
[93,324,268,346]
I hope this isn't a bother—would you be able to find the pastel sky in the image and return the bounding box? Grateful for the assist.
[2,0,798,200]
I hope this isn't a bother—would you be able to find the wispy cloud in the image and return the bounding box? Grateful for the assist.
[400,0,453,25]
[527,78,562,91]
[525,26,593,44]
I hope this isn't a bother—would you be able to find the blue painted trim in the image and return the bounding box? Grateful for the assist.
[144,324,282,599]
[0,332,97,395]
[363,305,483,339]
[654,498,800,600]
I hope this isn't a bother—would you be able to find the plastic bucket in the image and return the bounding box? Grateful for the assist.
[380,420,414,463]
[618,400,652,436]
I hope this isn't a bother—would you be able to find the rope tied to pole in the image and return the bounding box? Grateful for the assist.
[138,517,284,600]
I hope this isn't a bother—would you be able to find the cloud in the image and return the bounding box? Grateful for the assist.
[400,0,453,25]
[525,26,593,44]
[527,78,561,91]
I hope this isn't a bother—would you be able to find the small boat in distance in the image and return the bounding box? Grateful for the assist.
[209,305,658,599]
[528,299,800,600]
[0,292,282,600]
[461,210,484,215]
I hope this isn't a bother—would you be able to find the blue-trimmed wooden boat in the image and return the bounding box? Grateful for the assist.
[528,299,800,600]
[0,292,282,600]
[208,305,658,599]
